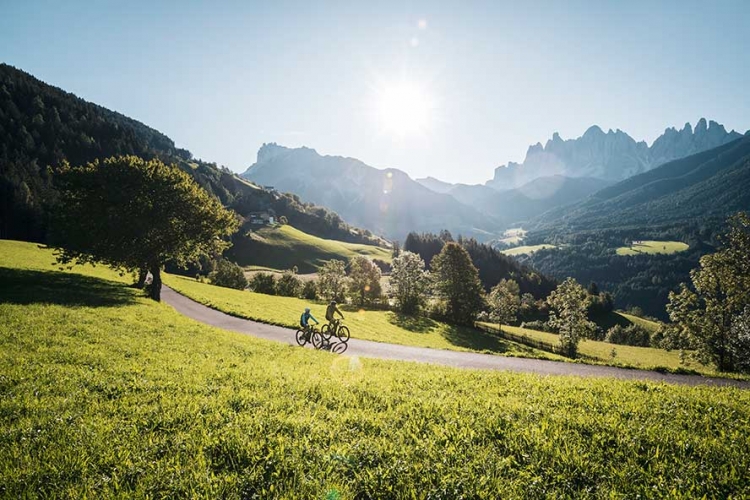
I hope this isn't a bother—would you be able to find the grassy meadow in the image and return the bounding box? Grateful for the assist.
[165,274,556,360]
[478,323,724,376]
[229,225,391,273]
[616,240,690,256]
[2,240,750,498]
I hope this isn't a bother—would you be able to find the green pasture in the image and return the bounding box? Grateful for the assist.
[501,244,557,256]
[1,239,749,498]
[616,240,689,256]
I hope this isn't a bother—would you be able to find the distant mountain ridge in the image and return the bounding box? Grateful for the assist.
[487,119,743,190]
[530,133,750,234]
[241,144,501,241]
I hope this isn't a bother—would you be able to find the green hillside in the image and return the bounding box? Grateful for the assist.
[2,240,750,497]
[227,225,392,273]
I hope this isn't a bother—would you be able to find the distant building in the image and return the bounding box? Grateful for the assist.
[247,210,276,226]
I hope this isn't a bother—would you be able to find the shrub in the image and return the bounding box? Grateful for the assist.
[249,272,277,295]
[605,324,651,347]
[301,280,318,300]
[276,271,302,297]
[208,259,248,290]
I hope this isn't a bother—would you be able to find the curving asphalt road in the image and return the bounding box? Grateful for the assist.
[162,286,749,389]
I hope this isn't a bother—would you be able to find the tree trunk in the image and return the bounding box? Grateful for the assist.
[149,265,162,302]
[133,267,148,288]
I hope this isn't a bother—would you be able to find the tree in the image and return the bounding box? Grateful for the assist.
[277,270,302,297]
[249,272,277,295]
[347,256,382,306]
[547,278,595,357]
[488,279,521,328]
[209,259,247,290]
[431,242,485,325]
[301,280,318,300]
[54,156,237,301]
[663,213,750,371]
[390,251,429,314]
[317,259,348,301]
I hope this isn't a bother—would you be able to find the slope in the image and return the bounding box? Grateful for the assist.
[533,134,750,234]
[3,239,750,497]
[226,224,391,273]
[0,63,385,249]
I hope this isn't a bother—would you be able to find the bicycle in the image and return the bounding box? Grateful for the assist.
[320,319,350,343]
[295,325,323,348]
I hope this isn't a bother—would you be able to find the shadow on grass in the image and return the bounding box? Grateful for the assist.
[440,324,543,355]
[0,267,136,308]
[386,312,442,333]
[387,310,544,355]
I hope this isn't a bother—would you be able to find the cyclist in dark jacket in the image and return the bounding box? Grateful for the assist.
[326,300,344,323]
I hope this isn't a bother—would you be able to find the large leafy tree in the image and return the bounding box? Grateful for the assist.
[317,259,348,301]
[347,256,382,306]
[663,212,750,371]
[54,155,238,301]
[488,278,521,329]
[547,278,595,358]
[431,242,485,325]
[390,251,429,314]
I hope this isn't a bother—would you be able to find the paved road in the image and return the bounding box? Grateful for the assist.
[162,286,749,389]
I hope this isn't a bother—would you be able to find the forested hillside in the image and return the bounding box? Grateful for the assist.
[0,64,384,248]
[532,134,750,236]
[404,231,557,297]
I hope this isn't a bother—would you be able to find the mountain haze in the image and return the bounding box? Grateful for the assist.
[242,144,500,241]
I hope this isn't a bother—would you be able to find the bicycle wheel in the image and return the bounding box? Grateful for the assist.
[320,323,332,341]
[336,325,350,343]
[295,329,308,346]
[311,330,324,349]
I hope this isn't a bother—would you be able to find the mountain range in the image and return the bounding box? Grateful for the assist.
[530,133,750,235]
[244,119,744,240]
[241,144,500,241]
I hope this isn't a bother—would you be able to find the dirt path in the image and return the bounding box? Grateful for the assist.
[162,286,749,389]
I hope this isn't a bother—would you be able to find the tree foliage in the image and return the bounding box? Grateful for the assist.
[347,256,382,306]
[249,272,277,295]
[209,259,247,290]
[390,251,429,314]
[277,271,302,297]
[317,260,348,301]
[431,242,485,325]
[488,279,521,327]
[662,212,750,371]
[53,156,238,300]
[547,278,595,357]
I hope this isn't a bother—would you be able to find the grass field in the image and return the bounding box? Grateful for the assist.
[616,240,689,256]
[165,274,557,360]
[478,323,727,375]
[2,240,750,497]
[501,244,557,256]
[228,225,391,273]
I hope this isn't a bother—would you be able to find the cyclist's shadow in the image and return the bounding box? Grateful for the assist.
[321,339,349,354]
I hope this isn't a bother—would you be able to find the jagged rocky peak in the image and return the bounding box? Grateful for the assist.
[257,142,289,162]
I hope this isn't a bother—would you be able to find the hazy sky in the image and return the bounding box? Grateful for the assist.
[2,1,749,184]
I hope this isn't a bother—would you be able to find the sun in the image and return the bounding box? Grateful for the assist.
[374,80,435,137]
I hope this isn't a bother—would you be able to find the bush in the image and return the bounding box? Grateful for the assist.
[301,280,318,300]
[605,324,651,347]
[277,271,302,297]
[249,272,277,295]
[208,259,248,290]
[521,320,558,333]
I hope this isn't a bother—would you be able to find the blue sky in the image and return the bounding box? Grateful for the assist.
[2,0,749,184]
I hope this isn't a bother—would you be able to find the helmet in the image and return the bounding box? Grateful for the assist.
[330,300,337,305]
[304,308,310,313]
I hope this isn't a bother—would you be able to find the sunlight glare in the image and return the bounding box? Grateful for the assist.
[375,80,435,137]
